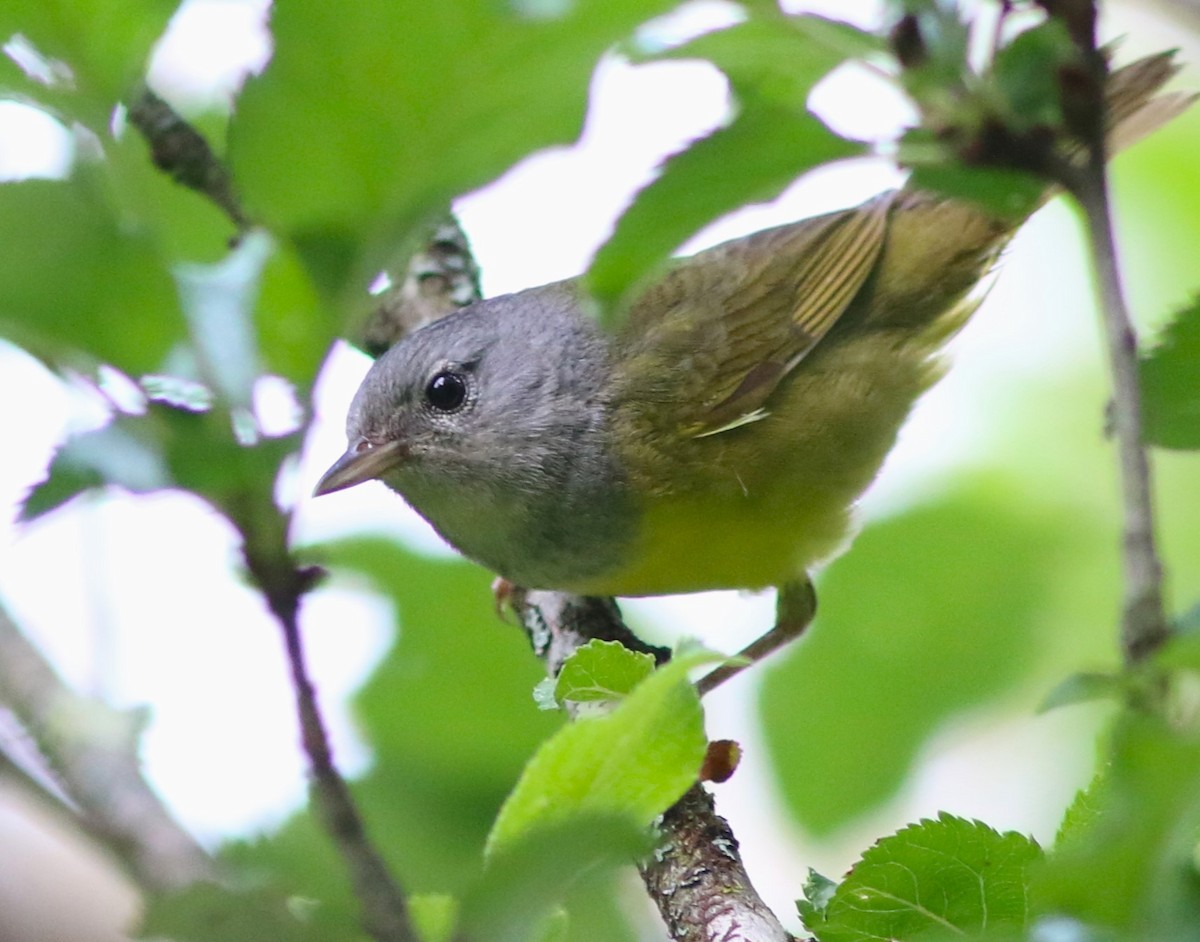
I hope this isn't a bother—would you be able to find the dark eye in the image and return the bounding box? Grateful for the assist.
[424,370,468,413]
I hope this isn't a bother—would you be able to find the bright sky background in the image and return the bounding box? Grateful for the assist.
[0,0,1189,923]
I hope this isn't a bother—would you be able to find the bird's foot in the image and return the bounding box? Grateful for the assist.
[695,575,817,696]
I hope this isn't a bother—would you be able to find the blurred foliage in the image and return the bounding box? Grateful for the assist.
[1034,716,1200,941]
[1140,297,1200,449]
[229,0,681,311]
[1,1,1199,941]
[0,175,184,375]
[587,16,867,316]
[0,0,175,128]
[760,485,1070,835]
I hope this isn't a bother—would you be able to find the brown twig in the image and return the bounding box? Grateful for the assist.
[1044,6,1171,664]
[0,601,214,891]
[249,558,418,942]
[127,88,249,232]
[1069,160,1170,663]
[508,589,795,942]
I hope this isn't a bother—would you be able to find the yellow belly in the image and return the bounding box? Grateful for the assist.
[565,487,853,597]
[568,329,945,598]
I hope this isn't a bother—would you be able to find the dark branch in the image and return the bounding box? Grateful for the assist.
[248,558,419,942]
[127,88,249,232]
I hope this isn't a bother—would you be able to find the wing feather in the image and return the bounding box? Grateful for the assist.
[613,191,894,441]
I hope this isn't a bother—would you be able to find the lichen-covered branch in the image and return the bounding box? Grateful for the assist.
[642,784,797,942]
[360,216,482,357]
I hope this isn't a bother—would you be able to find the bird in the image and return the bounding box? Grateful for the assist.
[315,52,1187,690]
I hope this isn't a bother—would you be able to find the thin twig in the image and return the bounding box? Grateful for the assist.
[127,88,249,232]
[508,588,795,942]
[127,78,419,937]
[254,568,418,942]
[1047,7,1172,664]
[1069,159,1170,663]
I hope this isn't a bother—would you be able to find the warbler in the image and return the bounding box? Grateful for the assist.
[315,53,1185,682]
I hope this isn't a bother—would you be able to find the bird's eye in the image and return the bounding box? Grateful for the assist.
[424,370,469,413]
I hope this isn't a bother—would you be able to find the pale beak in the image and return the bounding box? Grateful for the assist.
[313,439,408,497]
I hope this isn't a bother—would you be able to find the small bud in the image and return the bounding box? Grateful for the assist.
[700,739,742,784]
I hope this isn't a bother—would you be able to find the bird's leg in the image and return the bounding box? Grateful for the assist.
[695,575,817,696]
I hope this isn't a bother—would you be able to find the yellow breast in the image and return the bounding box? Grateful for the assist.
[565,488,855,597]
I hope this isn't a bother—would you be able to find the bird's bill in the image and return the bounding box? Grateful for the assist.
[313,439,407,497]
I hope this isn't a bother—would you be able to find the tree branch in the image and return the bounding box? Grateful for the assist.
[507,588,795,942]
[0,601,214,891]
[127,88,249,232]
[361,216,482,357]
[1071,163,1170,663]
[1046,5,1172,664]
[247,558,419,942]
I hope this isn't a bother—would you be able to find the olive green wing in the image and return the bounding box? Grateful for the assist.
[612,191,894,441]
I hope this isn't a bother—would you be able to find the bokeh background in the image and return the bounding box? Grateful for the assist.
[1,1,1198,939]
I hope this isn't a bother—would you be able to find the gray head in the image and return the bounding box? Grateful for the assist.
[314,280,635,588]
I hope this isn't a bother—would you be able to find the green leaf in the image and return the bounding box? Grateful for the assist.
[143,881,329,942]
[798,869,837,922]
[586,102,861,318]
[991,19,1075,130]
[760,487,1065,835]
[906,155,1046,221]
[0,176,183,375]
[462,815,650,942]
[20,412,170,520]
[485,649,715,856]
[799,813,1043,942]
[22,402,300,531]
[1140,296,1200,450]
[1038,671,1125,713]
[554,639,656,706]
[253,241,331,391]
[0,0,176,127]
[410,893,459,942]
[1054,774,1107,850]
[230,0,679,300]
[173,231,273,410]
[1032,716,1200,940]
[645,16,874,108]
